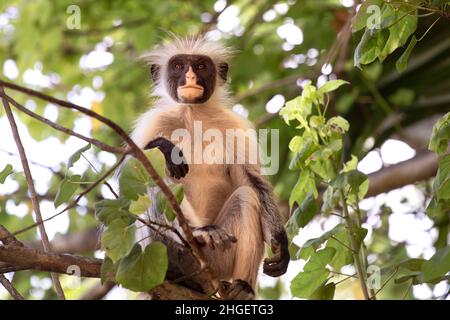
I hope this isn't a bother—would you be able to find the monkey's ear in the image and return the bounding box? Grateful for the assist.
[218,62,229,81]
[150,64,160,82]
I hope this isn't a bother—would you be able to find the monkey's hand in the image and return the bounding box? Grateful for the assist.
[164,144,189,179]
[144,137,189,179]
[192,225,237,250]
[263,232,289,277]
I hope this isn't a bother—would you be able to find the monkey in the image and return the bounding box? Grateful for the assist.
[130,36,289,300]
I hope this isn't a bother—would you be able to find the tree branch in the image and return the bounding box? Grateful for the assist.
[0,242,210,299]
[0,85,65,299]
[3,154,127,242]
[0,245,101,277]
[3,93,126,155]
[367,150,439,197]
[0,274,24,300]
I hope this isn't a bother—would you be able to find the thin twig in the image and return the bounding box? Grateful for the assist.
[0,148,63,177]
[402,280,413,300]
[0,274,24,300]
[374,267,399,297]
[133,214,188,248]
[335,274,356,286]
[0,85,65,299]
[3,93,126,155]
[64,16,150,37]
[329,269,358,279]
[330,235,357,254]
[2,153,128,242]
[339,190,370,300]
[80,154,119,198]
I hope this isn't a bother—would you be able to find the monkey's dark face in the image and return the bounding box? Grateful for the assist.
[151,54,228,104]
[167,54,216,104]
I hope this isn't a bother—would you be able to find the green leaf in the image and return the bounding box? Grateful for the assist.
[321,185,340,215]
[308,282,336,300]
[0,164,13,184]
[342,155,358,173]
[119,149,166,200]
[352,0,383,32]
[326,230,353,270]
[298,245,315,260]
[289,137,319,171]
[396,258,426,272]
[309,155,336,180]
[354,28,388,67]
[289,242,302,261]
[116,242,168,292]
[100,256,116,285]
[436,155,450,200]
[395,274,419,284]
[378,7,417,62]
[67,144,91,170]
[396,35,417,72]
[156,184,184,222]
[129,194,152,215]
[429,112,450,156]
[292,192,318,228]
[95,198,135,226]
[291,247,336,298]
[327,116,350,133]
[288,136,303,153]
[289,171,317,207]
[101,219,136,263]
[301,224,346,252]
[351,225,368,252]
[420,247,450,283]
[332,170,369,203]
[54,175,81,208]
[388,88,415,107]
[318,80,349,95]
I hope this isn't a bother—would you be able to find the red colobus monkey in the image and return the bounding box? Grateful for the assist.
[131,36,289,299]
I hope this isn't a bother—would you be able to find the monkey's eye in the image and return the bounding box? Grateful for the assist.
[198,64,206,70]
[174,64,183,70]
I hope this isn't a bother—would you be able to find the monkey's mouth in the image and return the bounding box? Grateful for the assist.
[179,85,203,90]
[177,85,204,101]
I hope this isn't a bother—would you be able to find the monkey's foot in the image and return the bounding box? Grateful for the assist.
[222,279,254,300]
[192,225,237,250]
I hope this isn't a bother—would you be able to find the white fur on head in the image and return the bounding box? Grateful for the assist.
[141,34,234,106]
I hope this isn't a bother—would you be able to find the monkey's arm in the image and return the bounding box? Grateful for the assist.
[235,165,290,277]
[144,137,189,179]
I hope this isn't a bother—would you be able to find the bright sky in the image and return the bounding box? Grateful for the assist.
[0,0,447,300]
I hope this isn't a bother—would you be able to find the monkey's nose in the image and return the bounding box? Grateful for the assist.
[186,67,197,81]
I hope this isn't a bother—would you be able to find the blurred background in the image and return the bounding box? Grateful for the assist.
[0,0,448,299]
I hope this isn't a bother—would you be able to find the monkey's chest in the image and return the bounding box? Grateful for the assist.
[182,167,233,224]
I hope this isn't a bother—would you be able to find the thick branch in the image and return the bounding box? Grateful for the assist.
[0,242,210,299]
[0,245,101,277]
[26,228,100,254]
[367,151,439,197]
[0,225,23,247]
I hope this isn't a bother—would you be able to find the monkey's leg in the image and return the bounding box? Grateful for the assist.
[205,186,264,299]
